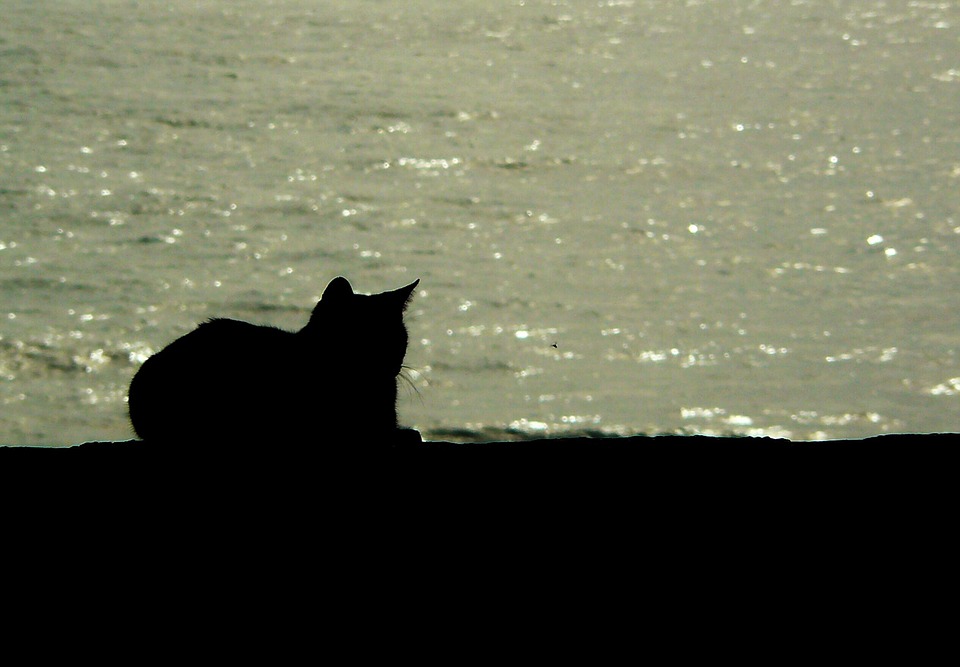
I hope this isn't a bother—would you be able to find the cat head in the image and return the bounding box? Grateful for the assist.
[303,277,419,377]
[317,276,418,312]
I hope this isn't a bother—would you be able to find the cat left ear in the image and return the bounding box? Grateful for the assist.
[394,279,419,311]
[321,276,354,303]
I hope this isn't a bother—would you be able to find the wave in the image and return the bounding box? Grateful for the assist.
[0,337,154,381]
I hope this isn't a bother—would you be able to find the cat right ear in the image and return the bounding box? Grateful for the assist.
[321,276,354,303]
[395,279,419,311]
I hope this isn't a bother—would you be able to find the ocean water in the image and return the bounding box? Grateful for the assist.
[1,0,957,446]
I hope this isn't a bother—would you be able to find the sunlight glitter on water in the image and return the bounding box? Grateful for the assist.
[1,0,958,444]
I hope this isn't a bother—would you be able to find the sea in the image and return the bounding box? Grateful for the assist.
[2,0,958,445]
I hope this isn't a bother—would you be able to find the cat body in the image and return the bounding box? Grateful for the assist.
[128,276,419,446]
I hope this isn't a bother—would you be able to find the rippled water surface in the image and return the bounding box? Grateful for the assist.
[2,0,958,445]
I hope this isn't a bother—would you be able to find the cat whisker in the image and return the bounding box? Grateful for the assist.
[401,365,426,382]
[399,365,424,402]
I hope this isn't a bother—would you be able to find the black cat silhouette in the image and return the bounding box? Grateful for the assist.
[128,276,420,446]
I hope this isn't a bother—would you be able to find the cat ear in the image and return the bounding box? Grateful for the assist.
[321,276,354,303]
[393,279,419,311]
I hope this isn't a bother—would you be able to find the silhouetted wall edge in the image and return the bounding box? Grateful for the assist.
[2,434,956,515]
[0,431,954,454]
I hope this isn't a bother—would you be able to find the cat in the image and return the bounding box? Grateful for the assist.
[127,276,421,447]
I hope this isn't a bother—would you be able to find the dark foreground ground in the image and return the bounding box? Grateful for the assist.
[1,431,954,457]
[1,430,953,455]
[3,433,956,575]
[2,432,955,487]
